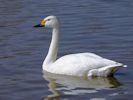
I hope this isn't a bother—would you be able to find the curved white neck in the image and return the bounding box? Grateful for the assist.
[43,26,60,65]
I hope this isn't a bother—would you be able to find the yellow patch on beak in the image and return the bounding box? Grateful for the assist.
[41,20,46,26]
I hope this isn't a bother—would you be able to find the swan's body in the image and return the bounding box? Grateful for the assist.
[34,15,126,77]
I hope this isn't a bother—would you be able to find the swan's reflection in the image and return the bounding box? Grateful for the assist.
[43,71,121,100]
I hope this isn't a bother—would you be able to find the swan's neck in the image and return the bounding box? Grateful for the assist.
[43,26,59,65]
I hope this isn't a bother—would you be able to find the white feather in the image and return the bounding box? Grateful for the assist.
[36,15,126,77]
[44,53,124,77]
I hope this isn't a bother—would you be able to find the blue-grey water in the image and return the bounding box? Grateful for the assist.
[0,0,133,100]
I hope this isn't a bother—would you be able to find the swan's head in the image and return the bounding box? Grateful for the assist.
[34,15,59,28]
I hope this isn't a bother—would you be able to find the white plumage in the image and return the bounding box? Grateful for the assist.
[34,15,126,77]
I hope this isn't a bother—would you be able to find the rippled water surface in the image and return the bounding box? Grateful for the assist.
[0,0,133,100]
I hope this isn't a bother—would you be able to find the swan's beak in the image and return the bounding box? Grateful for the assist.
[34,20,46,27]
[34,24,43,27]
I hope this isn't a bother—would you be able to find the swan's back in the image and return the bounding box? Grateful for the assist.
[43,53,121,76]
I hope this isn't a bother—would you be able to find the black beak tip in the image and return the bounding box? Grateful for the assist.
[34,24,43,27]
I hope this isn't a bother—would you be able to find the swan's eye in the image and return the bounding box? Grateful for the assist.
[47,19,50,21]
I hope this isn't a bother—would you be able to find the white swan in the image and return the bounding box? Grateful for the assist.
[34,15,126,77]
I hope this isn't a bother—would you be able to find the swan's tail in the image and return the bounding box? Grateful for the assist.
[88,63,127,77]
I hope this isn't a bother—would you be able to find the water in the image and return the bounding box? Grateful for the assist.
[0,0,133,100]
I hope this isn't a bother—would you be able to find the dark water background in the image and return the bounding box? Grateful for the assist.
[0,0,133,100]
